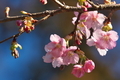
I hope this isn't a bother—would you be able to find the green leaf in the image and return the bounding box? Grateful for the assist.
[17,44,22,49]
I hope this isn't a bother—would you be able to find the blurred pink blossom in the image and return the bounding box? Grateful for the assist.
[62,46,79,65]
[80,11,106,30]
[71,65,85,78]
[45,34,66,57]
[87,29,119,56]
[83,60,95,73]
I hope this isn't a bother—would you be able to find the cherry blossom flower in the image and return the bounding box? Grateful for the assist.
[62,46,79,65]
[80,11,106,30]
[83,60,95,73]
[71,64,85,78]
[87,29,119,56]
[45,34,66,57]
[73,10,106,39]
[42,52,64,68]
[72,16,90,39]
[43,34,67,68]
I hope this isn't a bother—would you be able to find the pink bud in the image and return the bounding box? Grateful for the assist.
[40,0,47,5]
[83,60,95,73]
[30,25,35,30]
[24,26,30,33]
[71,65,85,78]
[16,20,23,26]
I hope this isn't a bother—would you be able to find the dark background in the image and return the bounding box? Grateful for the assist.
[0,0,120,80]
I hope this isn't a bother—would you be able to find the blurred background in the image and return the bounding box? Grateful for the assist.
[0,0,120,80]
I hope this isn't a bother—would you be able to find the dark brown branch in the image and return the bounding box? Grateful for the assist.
[1,1,120,23]
[0,9,62,23]
[0,32,23,43]
[35,15,51,25]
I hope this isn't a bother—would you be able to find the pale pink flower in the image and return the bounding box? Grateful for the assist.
[80,11,106,30]
[62,46,79,65]
[72,17,90,39]
[87,29,119,56]
[73,11,105,39]
[45,34,66,57]
[71,65,85,78]
[83,60,95,73]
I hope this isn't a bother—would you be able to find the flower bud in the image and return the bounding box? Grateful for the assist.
[83,60,95,73]
[16,20,23,26]
[102,22,113,31]
[71,64,85,78]
[11,49,19,58]
[40,0,47,5]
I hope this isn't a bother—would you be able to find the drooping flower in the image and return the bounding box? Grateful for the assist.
[62,46,79,65]
[45,34,66,57]
[87,29,119,56]
[72,17,90,39]
[83,60,95,73]
[71,64,85,78]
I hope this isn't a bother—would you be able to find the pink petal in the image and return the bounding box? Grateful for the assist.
[52,57,63,68]
[109,30,119,41]
[87,37,95,46]
[44,42,56,52]
[42,52,53,63]
[97,48,108,56]
[50,34,61,43]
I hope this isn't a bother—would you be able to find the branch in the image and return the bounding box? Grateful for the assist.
[1,0,120,43]
[0,32,23,43]
[1,1,120,23]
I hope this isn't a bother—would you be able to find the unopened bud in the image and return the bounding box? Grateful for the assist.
[40,0,47,5]
[21,11,30,15]
[11,49,19,58]
[65,35,73,40]
[5,7,10,17]
[102,22,113,31]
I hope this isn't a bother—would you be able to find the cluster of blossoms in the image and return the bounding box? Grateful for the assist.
[13,16,37,58]
[72,1,119,56]
[43,34,95,78]
[42,0,119,78]
[16,17,36,33]
[43,34,79,68]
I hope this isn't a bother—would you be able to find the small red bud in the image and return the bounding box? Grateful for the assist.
[40,0,47,5]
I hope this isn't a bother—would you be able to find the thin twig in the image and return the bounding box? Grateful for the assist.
[35,15,51,25]
[0,32,23,43]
